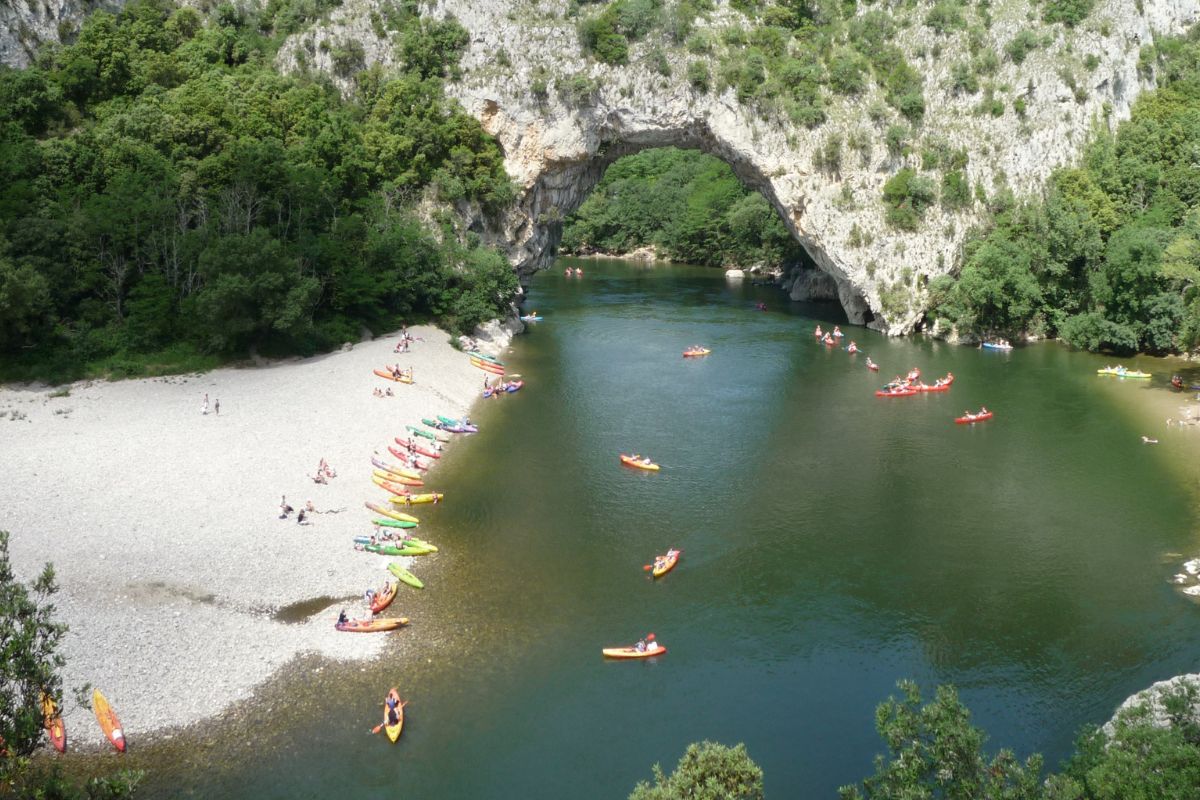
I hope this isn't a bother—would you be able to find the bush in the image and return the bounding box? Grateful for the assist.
[1005,29,1039,64]
[686,59,710,91]
[1042,0,1095,27]
[883,168,937,230]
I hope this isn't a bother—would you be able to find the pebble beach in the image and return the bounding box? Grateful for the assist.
[0,326,488,747]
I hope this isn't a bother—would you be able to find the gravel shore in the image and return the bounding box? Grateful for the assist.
[0,327,487,747]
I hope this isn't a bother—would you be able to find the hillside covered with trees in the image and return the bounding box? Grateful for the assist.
[0,0,517,382]
[559,147,805,270]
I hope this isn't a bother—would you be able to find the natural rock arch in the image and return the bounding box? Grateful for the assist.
[272,0,1199,333]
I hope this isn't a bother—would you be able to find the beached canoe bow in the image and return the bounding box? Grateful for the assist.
[373,518,418,529]
[41,692,65,753]
[335,616,408,632]
[392,440,441,459]
[372,471,424,489]
[405,425,447,442]
[370,459,421,480]
[389,492,444,506]
[365,501,419,524]
[370,582,398,614]
[373,369,414,384]
[387,563,425,589]
[469,353,505,366]
[471,359,506,375]
[92,689,126,752]
[364,542,433,557]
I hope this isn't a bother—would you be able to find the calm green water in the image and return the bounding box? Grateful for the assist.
[134,258,1200,798]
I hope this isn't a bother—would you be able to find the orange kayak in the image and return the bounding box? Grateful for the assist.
[471,359,505,375]
[620,454,660,471]
[602,644,667,659]
[370,582,398,614]
[41,692,65,753]
[652,549,681,578]
[374,369,414,384]
[92,689,126,752]
[336,616,408,632]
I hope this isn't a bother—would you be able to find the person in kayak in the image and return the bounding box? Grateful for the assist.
[814,325,823,337]
[833,326,842,337]
[847,341,858,353]
[337,609,348,626]
[634,639,647,652]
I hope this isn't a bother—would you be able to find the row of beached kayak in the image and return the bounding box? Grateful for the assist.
[39,688,126,754]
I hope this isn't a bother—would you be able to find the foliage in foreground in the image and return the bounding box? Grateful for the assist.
[628,741,763,800]
[0,531,143,798]
[560,147,805,270]
[0,0,518,383]
[635,678,1200,799]
[931,26,1200,354]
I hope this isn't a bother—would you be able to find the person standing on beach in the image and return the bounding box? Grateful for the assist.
[202,393,209,415]
[214,398,220,415]
[279,495,293,519]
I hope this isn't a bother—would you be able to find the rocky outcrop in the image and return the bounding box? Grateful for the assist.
[5,1,1200,332]
[1105,673,1200,735]
[272,0,1200,333]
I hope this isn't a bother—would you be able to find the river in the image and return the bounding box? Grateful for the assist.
[130,257,1200,798]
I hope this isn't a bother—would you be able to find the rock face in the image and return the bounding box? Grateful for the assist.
[273,0,1200,332]
[5,0,1200,332]
[1104,673,1200,735]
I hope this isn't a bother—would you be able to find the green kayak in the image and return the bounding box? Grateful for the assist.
[403,537,438,553]
[469,352,505,366]
[388,563,424,589]
[366,542,433,557]
[437,415,462,427]
[373,518,418,529]
[405,425,437,440]
[421,418,444,430]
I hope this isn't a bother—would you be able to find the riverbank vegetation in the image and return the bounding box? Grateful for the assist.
[930,27,1200,355]
[0,531,143,798]
[636,680,1200,799]
[0,0,517,383]
[559,148,805,269]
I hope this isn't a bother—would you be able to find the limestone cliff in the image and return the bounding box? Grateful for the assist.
[6,0,1200,332]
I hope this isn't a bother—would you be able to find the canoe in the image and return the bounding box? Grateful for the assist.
[867,363,880,371]
[384,688,404,743]
[602,645,667,659]
[41,692,65,753]
[373,518,418,529]
[1097,367,1151,379]
[520,314,543,322]
[620,454,660,471]
[652,549,681,578]
[471,360,506,375]
[421,418,445,430]
[405,424,446,442]
[981,342,1013,350]
[469,353,505,366]
[388,563,425,589]
[875,388,917,397]
[442,423,477,434]
[373,471,424,488]
[682,348,711,357]
[92,689,126,753]
[373,369,414,384]
[437,415,462,426]
[955,411,994,424]
[504,380,524,393]
[389,492,444,506]
[392,440,441,459]
[371,582,398,614]
[370,459,421,480]
[365,501,419,524]
[364,542,433,557]
[335,617,408,632]
[387,446,430,466]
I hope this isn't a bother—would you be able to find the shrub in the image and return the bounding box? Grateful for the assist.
[1005,29,1039,64]
[686,59,709,91]
[883,168,937,230]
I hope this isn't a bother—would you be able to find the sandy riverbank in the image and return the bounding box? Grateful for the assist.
[0,326,496,748]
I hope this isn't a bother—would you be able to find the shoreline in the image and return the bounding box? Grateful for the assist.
[0,325,498,748]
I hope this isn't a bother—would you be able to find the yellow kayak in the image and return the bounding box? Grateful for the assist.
[372,470,424,487]
[620,454,660,471]
[373,463,421,481]
[602,644,667,659]
[364,501,419,524]
[1097,366,1151,379]
[384,688,404,743]
[389,493,445,506]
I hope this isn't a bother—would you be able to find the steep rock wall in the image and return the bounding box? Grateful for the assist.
[274,0,1200,332]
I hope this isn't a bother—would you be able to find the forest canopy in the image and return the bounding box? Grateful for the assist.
[0,0,518,382]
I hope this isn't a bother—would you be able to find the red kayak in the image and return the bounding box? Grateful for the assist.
[386,447,431,469]
[392,439,441,459]
[955,411,993,424]
[875,388,917,397]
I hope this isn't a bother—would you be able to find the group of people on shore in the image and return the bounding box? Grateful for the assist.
[201,393,220,415]
[393,327,419,353]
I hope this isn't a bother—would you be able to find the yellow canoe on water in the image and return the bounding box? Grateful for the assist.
[620,454,660,471]
[389,493,445,506]
[1097,366,1151,379]
[364,501,419,524]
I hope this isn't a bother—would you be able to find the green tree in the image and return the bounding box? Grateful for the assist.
[629,741,763,800]
[839,681,1047,800]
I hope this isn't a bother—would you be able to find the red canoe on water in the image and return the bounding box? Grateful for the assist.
[875,388,917,398]
[392,439,441,459]
[955,411,993,424]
